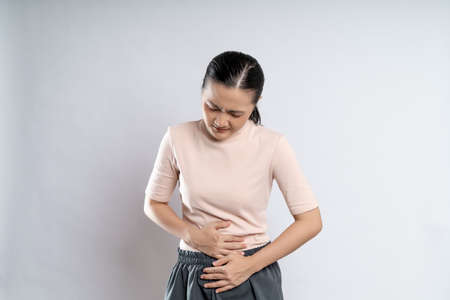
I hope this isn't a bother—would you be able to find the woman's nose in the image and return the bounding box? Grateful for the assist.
[214,115,229,126]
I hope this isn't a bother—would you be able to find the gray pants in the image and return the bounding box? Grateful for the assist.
[164,241,284,300]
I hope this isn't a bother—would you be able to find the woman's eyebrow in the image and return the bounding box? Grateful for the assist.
[208,100,245,114]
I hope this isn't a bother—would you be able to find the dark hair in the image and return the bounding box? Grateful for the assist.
[201,51,265,126]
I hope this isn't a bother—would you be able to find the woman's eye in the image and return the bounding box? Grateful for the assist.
[208,105,240,117]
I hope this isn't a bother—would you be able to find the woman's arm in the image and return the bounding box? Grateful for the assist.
[144,199,194,243]
[249,134,323,272]
[247,207,323,273]
[144,199,248,258]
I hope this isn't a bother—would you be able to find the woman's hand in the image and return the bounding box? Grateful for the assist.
[185,220,247,258]
[200,252,255,294]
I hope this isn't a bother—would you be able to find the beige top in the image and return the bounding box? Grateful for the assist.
[145,118,319,252]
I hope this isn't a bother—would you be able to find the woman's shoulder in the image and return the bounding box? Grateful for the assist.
[250,122,284,144]
[162,119,198,133]
[165,119,201,143]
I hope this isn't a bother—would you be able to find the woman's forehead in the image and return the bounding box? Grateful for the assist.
[203,82,253,107]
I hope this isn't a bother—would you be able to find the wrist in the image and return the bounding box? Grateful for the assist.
[182,222,197,246]
[246,254,263,274]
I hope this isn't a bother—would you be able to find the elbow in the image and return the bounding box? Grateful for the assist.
[310,207,323,235]
[143,202,153,219]
[143,197,157,218]
[143,197,168,219]
[315,219,323,235]
[314,213,324,237]
[303,217,322,237]
[307,220,322,239]
[293,207,323,235]
[312,212,323,235]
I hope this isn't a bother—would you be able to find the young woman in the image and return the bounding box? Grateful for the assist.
[144,50,323,300]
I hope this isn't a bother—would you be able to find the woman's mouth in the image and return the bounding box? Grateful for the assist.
[213,126,230,132]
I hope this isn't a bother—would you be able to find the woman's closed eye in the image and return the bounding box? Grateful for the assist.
[209,107,241,118]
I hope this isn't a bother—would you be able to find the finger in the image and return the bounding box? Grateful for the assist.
[216,284,235,294]
[214,220,231,229]
[201,273,226,280]
[222,242,247,250]
[204,279,228,289]
[203,266,226,274]
[221,235,245,242]
[213,256,231,266]
[219,249,233,256]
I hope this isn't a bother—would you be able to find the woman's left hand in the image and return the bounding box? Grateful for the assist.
[201,252,255,294]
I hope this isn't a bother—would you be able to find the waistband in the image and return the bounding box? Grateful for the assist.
[177,241,271,265]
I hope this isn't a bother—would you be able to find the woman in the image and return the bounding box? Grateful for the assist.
[144,50,323,300]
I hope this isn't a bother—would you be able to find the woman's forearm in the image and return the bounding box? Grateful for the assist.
[248,207,322,273]
[144,198,196,243]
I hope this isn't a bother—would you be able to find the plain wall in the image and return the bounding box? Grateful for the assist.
[1,0,449,299]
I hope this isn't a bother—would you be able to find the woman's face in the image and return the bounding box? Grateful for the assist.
[201,80,258,141]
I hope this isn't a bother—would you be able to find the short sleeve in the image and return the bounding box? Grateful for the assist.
[144,126,180,203]
[271,135,319,215]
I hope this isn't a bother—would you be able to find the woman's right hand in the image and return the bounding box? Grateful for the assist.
[185,220,247,259]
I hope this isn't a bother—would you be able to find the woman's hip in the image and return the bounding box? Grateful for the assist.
[164,241,283,300]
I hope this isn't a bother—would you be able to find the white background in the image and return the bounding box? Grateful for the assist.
[1,0,449,299]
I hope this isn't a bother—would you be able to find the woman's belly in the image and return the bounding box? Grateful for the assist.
[179,232,271,252]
